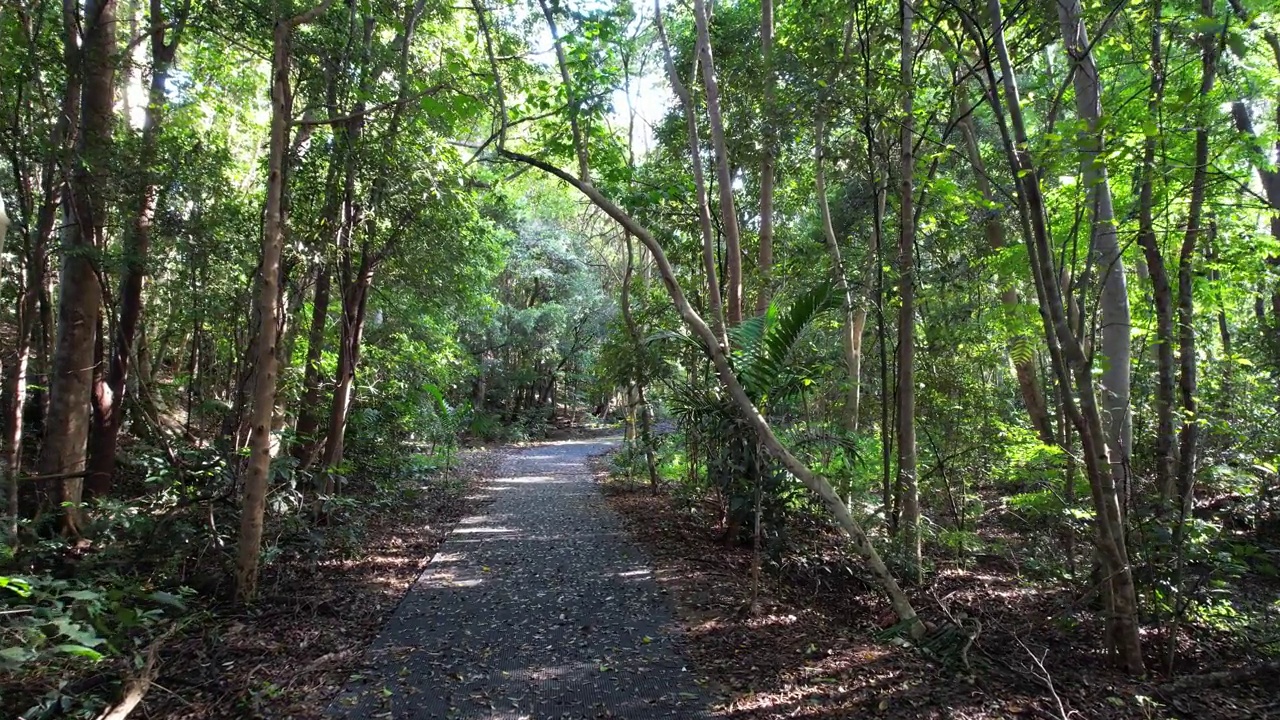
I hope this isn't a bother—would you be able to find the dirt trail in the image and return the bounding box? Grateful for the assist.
[329,436,710,719]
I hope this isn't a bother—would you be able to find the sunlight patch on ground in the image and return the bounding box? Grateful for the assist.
[453,526,518,535]
[488,475,571,484]
[418,572,484,589]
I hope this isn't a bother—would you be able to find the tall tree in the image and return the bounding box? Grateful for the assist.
[1057,0,1131,476]
[692,0,743,325]
[86,0,191,497]
[40,0,116,536]
[896,0,920,582]
[236,0,334,604]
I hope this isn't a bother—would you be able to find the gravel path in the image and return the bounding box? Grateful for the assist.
[329,436,710,719]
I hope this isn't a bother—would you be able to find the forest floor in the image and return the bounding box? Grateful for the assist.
[601,467,1280,719]
[130,445,507,719]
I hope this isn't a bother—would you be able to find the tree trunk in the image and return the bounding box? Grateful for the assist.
[896,0,921,583]
[815,114,864,433]
[504,147,925,638]
[655,3,727,348]
[319,264,373,476]
[1057,0,1131,473]
[4,48,71,539]
[86,0,187,496]
[236,1,333,604]
[754,0,775,316]
[293,261,332,467]
[1166,4,1220,667]
[1135,0,1176,503]
[41,0,115,536]
[691,0,742,325]
[985,0,1143,672]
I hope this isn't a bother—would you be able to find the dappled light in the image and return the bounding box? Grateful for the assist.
[4,0,1280,716]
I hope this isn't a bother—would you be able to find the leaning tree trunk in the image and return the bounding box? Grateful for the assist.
[87,1,188,496]
[503,147,925,639]
[40,0,115,536]
[236,1,333,604]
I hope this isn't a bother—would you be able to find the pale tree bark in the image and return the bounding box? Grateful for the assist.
[815,114,864,433]
[655,4,727,349]
[896,0,921,583]
[754,0,775,316]
[1057,0,1132,475]
[235,0,334,604]
[956,95,1052,444]
[985,0,1143,673]
[501,148,924,638]
[42,0,115,536]
[86,0,191,497]
[691,0,743,325]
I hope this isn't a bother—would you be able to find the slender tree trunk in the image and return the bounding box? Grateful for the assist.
[691,0,742,325]
[86,1,187,496]
[985,0,1143,672]
[754,0,775,316]
[815,114,864,433]
[896,0,921,583]
[621,232,658,491]
[293,261,332,466]
[1057,0,1132,474]
[1136,0,1177,503]
[504,148,926,638]
[4,72,70,540]
[41,0,115,536]
[655,5,727,348]
[236,1,332,604]
[319,264,372,476]
[1166,6,1220,667]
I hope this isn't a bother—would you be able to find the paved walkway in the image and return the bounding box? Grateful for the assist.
[330,436,710,719]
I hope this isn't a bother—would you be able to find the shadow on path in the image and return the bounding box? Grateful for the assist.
[329,437,711,719]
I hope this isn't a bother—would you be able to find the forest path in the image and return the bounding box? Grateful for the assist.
[329,434,710,719]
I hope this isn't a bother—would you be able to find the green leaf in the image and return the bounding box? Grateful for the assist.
[53,644,105,661]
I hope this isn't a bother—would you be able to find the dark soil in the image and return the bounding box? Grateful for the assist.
[600,470,1280,719]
